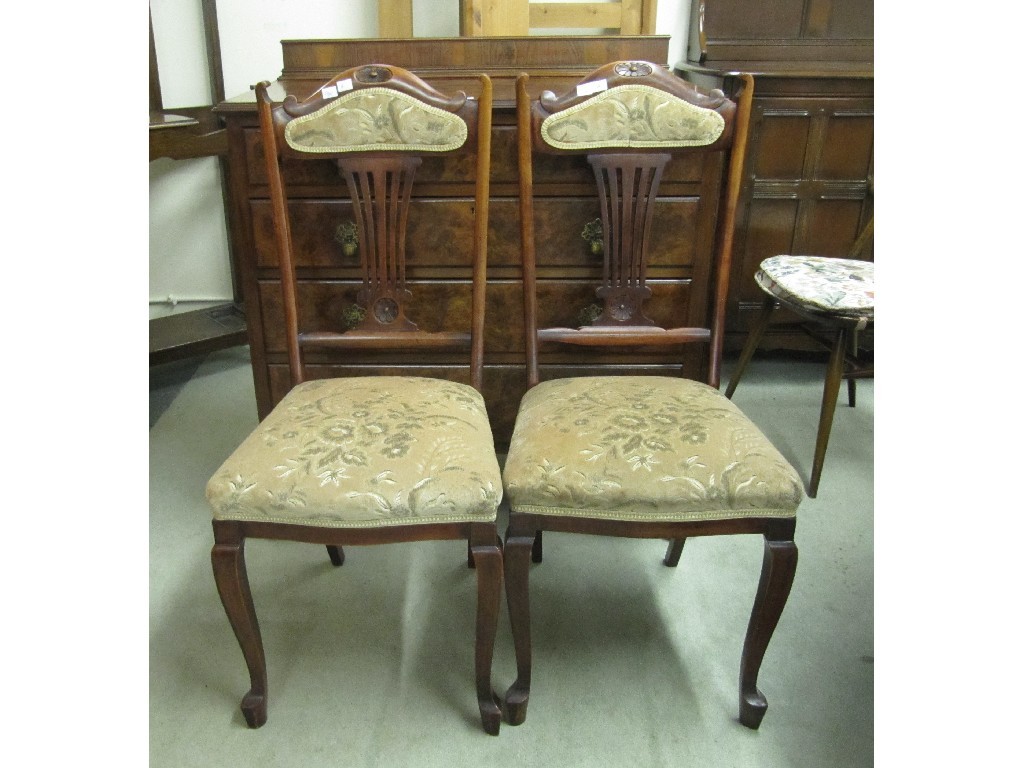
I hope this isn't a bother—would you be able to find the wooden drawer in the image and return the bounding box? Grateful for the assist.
[258,279,700,357]
[251,197,703,271]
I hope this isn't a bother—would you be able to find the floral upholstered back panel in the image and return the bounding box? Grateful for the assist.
[284,88,468,154]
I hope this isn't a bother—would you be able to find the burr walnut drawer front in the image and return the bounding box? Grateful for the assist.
[249,197,703,270]
[256,279,700,356]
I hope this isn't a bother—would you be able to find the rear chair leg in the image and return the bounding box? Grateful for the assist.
[326,545,345,566]
[211,524,268,728]
[663,538,686,567]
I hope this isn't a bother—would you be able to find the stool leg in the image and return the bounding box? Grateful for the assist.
[726,297,777,399]
[809,327,848,498]
[846,328,859,408]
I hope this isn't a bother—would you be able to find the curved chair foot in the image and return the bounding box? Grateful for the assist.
[479,692,502,735]
[504,681,530,726]
[241,690,268,728]
[739,688,767,729]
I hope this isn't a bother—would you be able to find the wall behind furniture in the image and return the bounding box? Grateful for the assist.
[149,0,690,318]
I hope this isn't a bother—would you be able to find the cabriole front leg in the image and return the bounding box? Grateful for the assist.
[211,522,268,728]
[739,535,798,729]
[470,526,503,735]
[503,527,536,725]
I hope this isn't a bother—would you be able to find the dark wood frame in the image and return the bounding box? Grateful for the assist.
[504,62,799,730]
[211,65,504,735]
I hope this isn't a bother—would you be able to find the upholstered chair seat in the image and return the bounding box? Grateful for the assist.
[503,376,802,522]
[207,377,502,528]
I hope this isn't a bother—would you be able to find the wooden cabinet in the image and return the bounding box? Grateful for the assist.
[677,0,873,351]
[217,36,736,445]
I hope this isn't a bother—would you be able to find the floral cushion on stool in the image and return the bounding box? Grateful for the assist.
[207,377,503,528]
[502,376,803,522]
[756,256,874,322]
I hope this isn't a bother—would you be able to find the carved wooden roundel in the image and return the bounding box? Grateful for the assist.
[373,297,400,324]
[614,62,653,78]
[356,66,393,84]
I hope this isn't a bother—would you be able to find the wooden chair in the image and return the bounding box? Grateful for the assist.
[502,62,803,730]
[725,217,874,498]
[205,65,504,735]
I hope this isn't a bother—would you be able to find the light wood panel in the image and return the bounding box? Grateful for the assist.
[377,1,657,37]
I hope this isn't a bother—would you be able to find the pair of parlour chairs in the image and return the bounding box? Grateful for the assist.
[205,62,803,737]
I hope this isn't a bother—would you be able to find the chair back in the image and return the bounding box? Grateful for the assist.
[516,62,752,388]
[256,65,492,391]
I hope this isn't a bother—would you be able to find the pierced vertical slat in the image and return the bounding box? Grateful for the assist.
[637,161,664,290]
[594,163,612,289]
[351,168,376,293]
[589,153,669,326]
[397,166,417,294]
[338,156,422,331]
[621,165,636,287]
[387,169,399,293]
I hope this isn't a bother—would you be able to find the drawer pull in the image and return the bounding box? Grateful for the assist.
[334,220,359,259]
[581,218,603,256]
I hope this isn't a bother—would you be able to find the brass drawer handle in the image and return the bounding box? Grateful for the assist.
[581,219,603,256]
[334,221,359,258]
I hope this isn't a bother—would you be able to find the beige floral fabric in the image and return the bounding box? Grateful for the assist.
[503,377,802,522]
[757,256,874,322]
[285,88,468,154]
[207,377,502,528]
[540,84,726,150]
